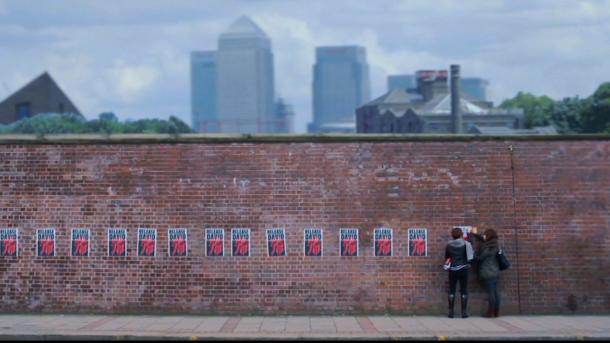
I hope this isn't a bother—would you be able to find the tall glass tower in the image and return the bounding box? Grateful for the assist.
[461,77,489,101]
[190,51,217,132]
[310,46,370,133]
[190,16,275,133]
[216,16,275,133]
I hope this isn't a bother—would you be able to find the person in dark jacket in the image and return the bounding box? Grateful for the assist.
[445,227,474,318]
[471,228,501,317]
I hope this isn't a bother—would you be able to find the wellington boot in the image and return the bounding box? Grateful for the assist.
[460,294,469,318]
[448,294,455,318]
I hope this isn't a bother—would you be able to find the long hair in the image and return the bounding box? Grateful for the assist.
[484,229,498,241]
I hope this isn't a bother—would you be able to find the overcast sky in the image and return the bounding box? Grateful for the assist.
[1,0,609,132]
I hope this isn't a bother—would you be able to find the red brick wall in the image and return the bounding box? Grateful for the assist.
[0,139,609,314]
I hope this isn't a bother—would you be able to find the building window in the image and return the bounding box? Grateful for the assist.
[59,103,65,113]
[16,102,31,120]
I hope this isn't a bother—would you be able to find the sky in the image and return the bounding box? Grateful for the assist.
[0,0,609,133]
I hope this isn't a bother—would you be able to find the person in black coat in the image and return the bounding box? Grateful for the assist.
[445,227,474,318]
[471,227,501,317]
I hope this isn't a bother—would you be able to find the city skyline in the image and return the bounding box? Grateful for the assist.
[1,0,609,133]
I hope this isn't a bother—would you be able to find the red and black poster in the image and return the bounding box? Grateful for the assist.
[374,228,393,257]
[138,228,156,257]
[0,228,18,257]
[71,228,91,257]
[408,228,428,257]
[168,228,188,257]
[108,228,127,257]
[231,228,250,257]
[267,228,286,257]
[206,228,224,257]
[304,228,323,257]
[340,228,358,257]
[37,228,55,257]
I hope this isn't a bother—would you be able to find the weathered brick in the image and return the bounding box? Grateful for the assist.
[0,140,608,315]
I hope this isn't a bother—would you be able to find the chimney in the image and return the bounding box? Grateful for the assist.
[450,64,462,134]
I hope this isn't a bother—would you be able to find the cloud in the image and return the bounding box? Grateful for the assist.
[110,61,159,102]
[0,0,609,132]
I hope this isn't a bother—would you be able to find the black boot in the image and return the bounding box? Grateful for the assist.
[461,294,469,318]
[448,294,455,318]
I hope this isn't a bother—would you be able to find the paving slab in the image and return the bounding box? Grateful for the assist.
[285,316,311,333]
[309,316,337,333]
[332,317,362,333]
[0,314,609,340]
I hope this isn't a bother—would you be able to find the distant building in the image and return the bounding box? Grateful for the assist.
[191,51,218,132]
[356,66,532,135]
[0,72,82,125]
[461,77,489,101]
[387,74,416,92]
[273,98,295,133]
[191,16,277,133]
[309,46,371,133]
[468,125,557,135]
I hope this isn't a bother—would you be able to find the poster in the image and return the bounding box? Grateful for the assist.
[108,228,127,257]
[408,228,428,257]
[206,228,224,257]
[37,228,55,257]
[0,228,18,257]
[374,228,393,257]
[304,228,323,257]
[168,228,188,257]
[231,228,250,257]
[138,228,157,257]
[267,228,286,256]
[71,228,91,257]
[340,228,359,257]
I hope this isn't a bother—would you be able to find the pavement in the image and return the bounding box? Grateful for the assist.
[0,314,609,340]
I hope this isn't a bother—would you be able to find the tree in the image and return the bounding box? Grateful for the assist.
[500,92,555,128]
[0,113,194,135]
[580,82,610,133]
[548,97,588,134]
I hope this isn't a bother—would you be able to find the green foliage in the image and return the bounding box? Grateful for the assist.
[580,82,610,133]
[0,112,194,135]
[500,92,554,128]
[501,82,610,133]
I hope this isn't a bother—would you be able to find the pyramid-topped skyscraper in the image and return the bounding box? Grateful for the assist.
[191,16,276,133]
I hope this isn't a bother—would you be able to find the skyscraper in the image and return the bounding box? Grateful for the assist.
[387,74,416,92]
[190,16,275,133]
[190,51,217,132]
[461,77,489,101]
[309,46,370,133]
[216,16,275,133]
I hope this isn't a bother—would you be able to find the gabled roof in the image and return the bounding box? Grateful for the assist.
[366,89,421,106]
[417,92,487,115]
[0,71,82,119]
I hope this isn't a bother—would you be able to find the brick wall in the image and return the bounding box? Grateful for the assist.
[0,137,609,315]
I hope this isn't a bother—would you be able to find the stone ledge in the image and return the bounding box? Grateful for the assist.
[0,133,609,144]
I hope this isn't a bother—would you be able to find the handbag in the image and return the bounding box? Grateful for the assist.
[497,249,510,271]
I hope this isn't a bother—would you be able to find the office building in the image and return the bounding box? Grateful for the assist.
[190,51,217,132]
[461,77,489,101]
[387,74,416,92]
[309,46,370,133]
[190,16,276,133]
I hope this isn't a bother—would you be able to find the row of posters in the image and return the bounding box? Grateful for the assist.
[0,228,429,257]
